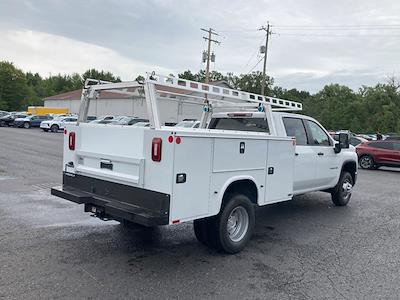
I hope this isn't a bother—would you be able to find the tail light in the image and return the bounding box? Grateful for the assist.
[69,132,75,150]
[152,138,162,162]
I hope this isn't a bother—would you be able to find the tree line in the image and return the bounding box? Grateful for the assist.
[0,61,399,133]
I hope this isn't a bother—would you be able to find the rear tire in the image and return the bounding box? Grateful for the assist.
[50,124,59,133]
[201,193,255,254]
[331,171,353,206]
[23,122,30,129]
[359,155,375,169]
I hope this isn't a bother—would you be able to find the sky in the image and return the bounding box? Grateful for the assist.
[0,0,400,93]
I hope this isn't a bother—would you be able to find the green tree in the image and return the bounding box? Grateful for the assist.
[178,70,225,82]
[134,75,145,82]
[0,61,29,111]
[82,69,121,83]
[234,71,274,95]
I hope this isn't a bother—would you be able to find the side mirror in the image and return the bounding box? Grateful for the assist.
[334,133,349,153]
[339,133,350,149]
[334,142,342,154]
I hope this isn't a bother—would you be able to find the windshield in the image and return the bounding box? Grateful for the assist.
[209,117,270,133]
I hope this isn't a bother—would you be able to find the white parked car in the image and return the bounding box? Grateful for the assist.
[40,116,78,132]
[52,75,358,254]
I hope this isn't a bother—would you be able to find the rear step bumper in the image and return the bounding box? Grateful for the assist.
[51,173,170,227]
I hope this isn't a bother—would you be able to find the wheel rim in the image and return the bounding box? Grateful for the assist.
[227,206,249,242]
[24,123,29,128]
[342,178,353,200]
[360,156,372,168]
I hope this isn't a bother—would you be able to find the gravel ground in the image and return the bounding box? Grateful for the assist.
[1,127,400,299]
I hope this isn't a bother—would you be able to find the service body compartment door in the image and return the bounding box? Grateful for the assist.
[171,136,212,222]
[264,139,295,204]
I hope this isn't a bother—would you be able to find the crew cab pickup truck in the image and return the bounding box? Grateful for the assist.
[51,75,357,253]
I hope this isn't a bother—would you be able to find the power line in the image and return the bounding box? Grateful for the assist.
[274,24,400,28]
[275,27,400,31]
[242,36,265,72]
[216,29,258,32]
[246,56,264,75]
[276,33,400,37]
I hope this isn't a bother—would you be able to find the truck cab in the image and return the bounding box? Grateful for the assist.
[208,111,357,196]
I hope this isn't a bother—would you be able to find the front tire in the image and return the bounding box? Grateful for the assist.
[50,124,59,133]
[331,171,353,206]
[23,122,30,129]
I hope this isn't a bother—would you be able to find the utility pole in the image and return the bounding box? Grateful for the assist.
[259,22,272,96]
[201,28,220,84]
[199,27,220,128]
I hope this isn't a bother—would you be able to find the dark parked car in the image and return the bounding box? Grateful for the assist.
[0,113,28,127]
[356,140,400,169]
[14,115,53,128]
[385,133,400,140]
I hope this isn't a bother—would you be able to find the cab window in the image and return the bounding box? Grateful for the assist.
[209,118,269,133]
[282,117,308,145]
[305,120,332,146]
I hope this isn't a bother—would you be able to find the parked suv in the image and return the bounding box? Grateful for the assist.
[356,140,400,169]
[14,115,53,128]
[40,116,78,132]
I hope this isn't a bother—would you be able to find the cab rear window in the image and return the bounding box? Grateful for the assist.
[209,118,269,133]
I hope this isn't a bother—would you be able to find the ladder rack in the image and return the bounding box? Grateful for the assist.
[78,74,302,133]
[147,74,302,111]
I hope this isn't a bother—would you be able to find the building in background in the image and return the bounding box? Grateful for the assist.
[43,89,146,117]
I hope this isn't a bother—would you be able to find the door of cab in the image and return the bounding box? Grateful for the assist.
[282,117,317,193]
[304,119,340,188]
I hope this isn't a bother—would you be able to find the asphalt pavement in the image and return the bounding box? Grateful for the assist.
[1,127,400,299]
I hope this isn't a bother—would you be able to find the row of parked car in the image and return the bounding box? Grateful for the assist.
[0,110,202,133]
[329,130,400,170]
[0,112,69,130]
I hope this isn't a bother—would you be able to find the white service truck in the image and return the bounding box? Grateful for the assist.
[51,75,358,253]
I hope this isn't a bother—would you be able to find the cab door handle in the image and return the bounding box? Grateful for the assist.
[317,152,324,156]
